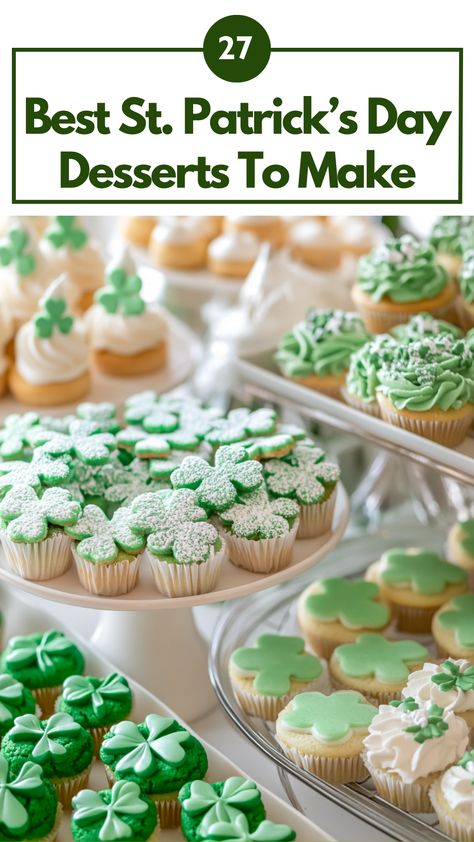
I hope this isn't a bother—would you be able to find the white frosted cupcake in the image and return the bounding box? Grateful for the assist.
[208,230,260,279]
[149,218,207,269]
[0,219,55,329]
[289,220,343,270]
[431,750,474,842]
[41,216,105,312]
[403,659,474,730]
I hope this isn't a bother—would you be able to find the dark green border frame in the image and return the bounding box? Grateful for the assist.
[11,47,463,205]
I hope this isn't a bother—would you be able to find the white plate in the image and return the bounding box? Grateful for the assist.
[0,486,349,610]
[0,586,330,842]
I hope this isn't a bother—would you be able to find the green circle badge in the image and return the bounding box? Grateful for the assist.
[203,15,271,83]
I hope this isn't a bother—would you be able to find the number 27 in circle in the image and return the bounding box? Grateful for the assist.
[218,35,252,60]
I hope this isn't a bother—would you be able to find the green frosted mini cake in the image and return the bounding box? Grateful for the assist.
[56,673,132,754]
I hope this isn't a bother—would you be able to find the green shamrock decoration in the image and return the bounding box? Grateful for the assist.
[264,444,340,505]
[182,778,263,837]
[30,420,116,466]
[390,697,419,712]
[65,504,145,562]
[171,445,263,513]
[0,227,36,277]
[205,409,277,447]
[62,674,130,717]
[0,412,40,460]
[459,520,474,556]
[0,675,26,724]
[333,633,428,683]
[103,715,190,775]
[279,691,376,742]
[403,704,448,743]
[431,660,474,693]
[34,295,74,339]
[437,595,474,649]
[219,487,299,540]
[0,455,71,498]
[46,216,88,250]
[204,815,295,842]
[8,712,81,759]
[97,264,146,317]
[458,750,474,781]
[104,459,154,507]
[76,403,121,435]
[380,548,467,595]
[5,631,76,676]
[72,781,149,841]
[0,484,81,543]
[0,755,44,835]
[304,578,390,629]
[231,635,321,696]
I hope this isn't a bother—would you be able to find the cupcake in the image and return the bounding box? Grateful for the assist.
[343,334,398,416]
[332,216,380,258]
[276,690,377,783]
[366,547,468,634]
[459,248,474,329]
[121,216,157,248]
[0,755,61,842]
[179,777,266,842]
[376,336,474,446]
[99,713,208,828]
[218,486,299,574]
[207,231,260,279]
[41,217,105,312]
[56,672,133,753]
[0,674,37,738]
[229,634,329,720]
[0,219,56,330]
[430,750,474,842]
[403,659,474,730]
[0,483,81,581]
[329,632,428,705]
[448,520,474,584]
[433,595,474,659]
[149,219,207,270]
[9,275,91,406]
[275,308,372,399]
[72,780,158,841]
[264,442,340,539]
[0,630,85,716]
[289,219,343,270]
[430,215,474,277]
[391,311,464,342]
[2,711,94,806]
[363,697,469,812]
[225,216,285,247]
[352,235,457,333]
[65,504,146,596]
[87,248,168,377]
[297,577,391,659]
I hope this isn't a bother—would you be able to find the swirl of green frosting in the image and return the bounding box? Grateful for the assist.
[460,249,474,304]
[275,309,372,377]
[430,216,474,256]
[346,335,397,403]
[391,313,463,342]
[357,235,448,303]
[377,336,474,411]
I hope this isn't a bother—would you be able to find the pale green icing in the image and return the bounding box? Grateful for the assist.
[104,715,189,776]
[391,313,463,342]
[346,335,397,403]
[72,780,148,841]
[437,595,474,649]
[357,235,448,303]
[5,630,76,674]
[62,673,130,715]
[0,675,26,723]
[279,690,376,742]
[46,217,88,250]
[8,712,81,759]
[380,548,467,594]
[230,635,322,697]
[0,756,44,834]
[183,778,261,836]
[304,578,389,629]
[203,814,295,842]
[430,216,474,256]
[333,633,428,683]
[460,249,474,304]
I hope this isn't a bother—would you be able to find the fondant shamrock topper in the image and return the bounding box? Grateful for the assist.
[264,444,340,505]
[0,226,36,277]
[219,487,299,540]
[104,715,190,775]
[459,520,474,556]
[390,697,419,713]
[304,578,390,629]
[65,504,145,563]
[171,445,263,513]
[30,420,116,466]
[0,484,81,543]
[333,633,428,683]
[5,631,75,675]
[63,673,130,716]
[0,454,71,498]
[431,660,474,693]
[46,216,88,250]
[403,704,448,743]
[129,488,219,564]
[0,756,44,835]
[438,595,474,648]
[279,691,376,742]
[72,781,148,842]
[8,712,81,759]
[34,295,74,339]
[183,778,262,837]
[231,635,321,696]
[0,675,26,723]
[97,261,146,317]
[0,412,40,460]
[204,814,295,842]
[76,402,121,435]
[380,548,467,594]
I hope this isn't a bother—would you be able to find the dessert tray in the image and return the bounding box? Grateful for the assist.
[235,350,474,486]
[209,525,457,842]
[0,587,328,842]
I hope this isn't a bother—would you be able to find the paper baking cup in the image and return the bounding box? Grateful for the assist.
[89,724,111,755]
[51,759,94,807]
[328,676,401,706]
[32,684,62,719]
[0,532,73,581]
[72,549,143,596]
[389,602,436,634]
[364,757,435,812]
[353,299,458,335]
[146,545,225,597]
[279,743,367,784]
[232,674,331,721]
[341,387,381,418]
[430,782,474,842]
[297,493,336,539]
[377,397,474,447]
[225,522,298,574]
[40,803,63,842]
[104,765,178,829]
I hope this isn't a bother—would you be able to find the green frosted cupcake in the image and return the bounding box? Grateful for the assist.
[391,312,464,342]
[0,674,36,738]
[0,630,85,717]
[0,755,61,841]
[430,215,474,276]
[71,780,158,841]
[343,334,398,416]
[179,777,266,842]
[100,713,208,829]
[56,673,133,755]
[459,248,474,329]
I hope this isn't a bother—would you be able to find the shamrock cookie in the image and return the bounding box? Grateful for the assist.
[330,633,428,704]
[0,755,60,841]
[403,659,474,730]
[171,445,263,514]
[276,690,377,783]
[0,412,40,460]
[57,673,133,754]
[30,419,117,466]
[367,547,468,633]
[297,577,391,658]
[448,519,474,583]
[41,216,105,312]
[205,408,277,447]
[264,444,340,538]
[179,777,266,842]
[229,634,328,720]
[433,595,474,659]
[99,713,208,828]
[0,453,71,498]
[76,401,121,434]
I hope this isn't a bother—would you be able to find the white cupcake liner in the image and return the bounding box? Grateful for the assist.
[0,532,73,581]
[51,758,94,807]
[430,782,474,842]
[72,549,143,596]
[297,492,336,539]
[41,803,63,842]
[364,756,435,812]
[278,742,367,784]
[377,398,474,447]
[146,544,225,597]
[341,387,381,418]
[225,521,298,574]
[104,764,178,829]
[231,672,331,721]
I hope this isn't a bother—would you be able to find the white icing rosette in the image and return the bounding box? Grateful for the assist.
[41,218,104,293]
[431,756,474,841]
[403,660,474,717]
[208,231,260,264]
[86,305,168,355]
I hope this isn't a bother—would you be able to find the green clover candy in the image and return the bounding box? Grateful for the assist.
[304,578,389,629]
[31,420,116,466]
[46,216,88,250]
[403,704,449,743]
[65,504,145,563]
[97,260,146,317]
[380,548,467,595]
[0,755,44,834]
[0,676,25,724]
[390,697,420,712]
[459,520,474,557]
[8,712,82,760]
[333,633,428,684]
[438,595,474,649]
[219,487,299,540]
[0,413,40,460]
[34,295,74,339]
[103,715,190,776]
[264,444,340,505]
[204,815,295,842]
[279,690,376,742]
[231,635,321,697]
[171,445,263,513]
[205,409,277,447]
[0,485,81,543]
[0,226,36,277]
[72,780,149,841]
[5,631,76,676]
[431,660,474,693]
[183,778,262,837]
[458,750,474,782]
[62,673,130,717]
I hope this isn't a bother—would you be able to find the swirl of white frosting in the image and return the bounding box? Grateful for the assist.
[41,234,105,293]
[0,219,55,326]
[333,217,378,249]
[440,760,474,820]
[15,319,89,385]
[403,660,474,714]
[151,219,203,246]
[86,304,168,355]
[208,231,260,263]
[363,704,468,783]
[228,215,278,226]
[290,220,341,247]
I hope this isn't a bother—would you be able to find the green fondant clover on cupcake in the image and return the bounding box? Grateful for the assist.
[65,504,145,563]
[97,252,146,317]
[0,225,37,276]
[72,780,157,842]
[171,445,263,513]
[0,484,81,543]
[203,815,295,842]
[437,595,474,648]
[403,703,448,743]
[333,633,428,683]
[180,777,265,839]
[304,578,390,628]
[279,690,376,742]
[0,412,40,460]
[231,635,322,697]
[31,420,116,466]
[380,548,468,594]
[431,660,474,693]
[219,487,299,541]
[46,216,88,250]
[264,444,340,505]
[205,409,277,447]
[34,294,74,339]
